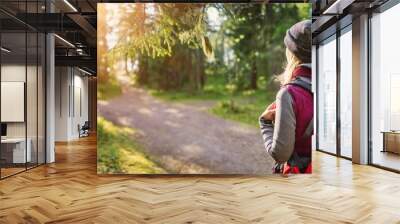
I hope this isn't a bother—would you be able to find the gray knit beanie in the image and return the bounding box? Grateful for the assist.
[284,20,311,63]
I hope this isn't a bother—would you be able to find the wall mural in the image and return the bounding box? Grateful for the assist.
[97,3,311,174]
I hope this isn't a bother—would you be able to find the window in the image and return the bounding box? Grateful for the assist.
[0,2,47,179]
[339,27,352,158]
[370,3,400,171]
[317,36,337,154]
[1,31,28,177]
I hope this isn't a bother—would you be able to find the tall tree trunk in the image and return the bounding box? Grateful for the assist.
[124,53,129,76]
[98,5,109,83]
[188,49,196,93]
[250,60,258,90]
[198,50,206,89]
[137,57,148,85]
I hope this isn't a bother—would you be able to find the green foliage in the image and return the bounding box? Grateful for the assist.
[110,4,211,62]
[210,90,274,127]
[152,73,275,127]
[134,44,206,91]
[217,3,310,91]
[201,36,213,58]
[216,100,245,114]
[150,74,227,101]
[97,117,166,174]
[102,3,310,124]
[98,77,121,101]
[104,3,311,92]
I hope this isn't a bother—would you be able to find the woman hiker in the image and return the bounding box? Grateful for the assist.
[259,20,313,174]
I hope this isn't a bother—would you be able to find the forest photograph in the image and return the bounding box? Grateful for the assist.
[97,3,310,174]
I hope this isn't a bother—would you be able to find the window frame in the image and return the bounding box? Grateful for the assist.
[315,17,353,160]
[0,1,48,180]
[367,0,400,173]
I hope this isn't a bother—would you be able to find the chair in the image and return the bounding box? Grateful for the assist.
[79,121,90,138]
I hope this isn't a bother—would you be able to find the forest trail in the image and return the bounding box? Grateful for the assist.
[98,87,274,174]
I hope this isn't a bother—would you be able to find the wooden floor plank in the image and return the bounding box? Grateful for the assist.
[0,135,399,223]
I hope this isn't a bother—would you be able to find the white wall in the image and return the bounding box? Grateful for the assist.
[55,66,69,141]
[72,73,89,138]
[1,65,31,138]
[55,67,89,141]
[1,65,26,142]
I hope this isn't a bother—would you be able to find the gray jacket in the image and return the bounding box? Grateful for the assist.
[259,77,312,163]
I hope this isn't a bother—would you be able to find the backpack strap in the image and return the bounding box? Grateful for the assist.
[286,77,312,94]
[286,77,314,139]
[302,117,313,139]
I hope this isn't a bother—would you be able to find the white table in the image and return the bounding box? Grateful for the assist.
[1,138,31,163]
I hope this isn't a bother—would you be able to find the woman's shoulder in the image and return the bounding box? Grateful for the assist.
[276,86,292,100]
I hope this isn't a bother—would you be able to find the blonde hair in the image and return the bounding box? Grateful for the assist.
[278,48,302,85]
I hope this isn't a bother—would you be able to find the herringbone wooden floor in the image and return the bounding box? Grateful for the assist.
[1,136,400,224]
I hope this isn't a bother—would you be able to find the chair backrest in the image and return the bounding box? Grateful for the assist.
[82,121,90,129]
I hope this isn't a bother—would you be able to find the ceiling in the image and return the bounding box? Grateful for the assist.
[311,0,391,43]
[0,0,98,74]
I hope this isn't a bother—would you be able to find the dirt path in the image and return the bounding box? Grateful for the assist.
[98,88,274,174]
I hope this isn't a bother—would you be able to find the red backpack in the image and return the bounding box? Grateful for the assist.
[275,76,313,174]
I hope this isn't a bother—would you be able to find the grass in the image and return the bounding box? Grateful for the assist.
[210,90,274,127]
[150,75,228,102]
[97,116,166,174]
[150,75,275,127]
[98,78,122,101]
